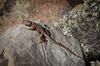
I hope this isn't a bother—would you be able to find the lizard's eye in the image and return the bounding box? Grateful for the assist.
[25,21,32,26]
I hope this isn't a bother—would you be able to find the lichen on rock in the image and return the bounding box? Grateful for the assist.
[55,0,100,62]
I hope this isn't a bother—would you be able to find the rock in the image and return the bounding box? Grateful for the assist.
[0,23,85,66]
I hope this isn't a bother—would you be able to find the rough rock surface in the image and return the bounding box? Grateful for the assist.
[0,23,85,66]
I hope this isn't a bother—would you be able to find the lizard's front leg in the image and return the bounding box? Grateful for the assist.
[28,26,36,30]
[39,33,47,44]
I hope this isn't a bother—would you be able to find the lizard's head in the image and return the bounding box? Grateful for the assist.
[23,20,36,30]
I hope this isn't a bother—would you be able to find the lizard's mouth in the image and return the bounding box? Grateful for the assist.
[25,23,32,26]
[24,21,32,27]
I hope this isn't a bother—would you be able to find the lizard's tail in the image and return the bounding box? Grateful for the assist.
[56,42,83,60]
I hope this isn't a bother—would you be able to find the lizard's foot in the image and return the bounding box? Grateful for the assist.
[40,38,48,44]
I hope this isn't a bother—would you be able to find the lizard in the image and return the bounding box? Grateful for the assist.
[23,20,84,61]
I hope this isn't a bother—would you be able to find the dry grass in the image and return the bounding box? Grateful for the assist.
[0,0,71,35]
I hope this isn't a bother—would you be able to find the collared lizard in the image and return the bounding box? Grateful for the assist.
[23,20,84,61]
